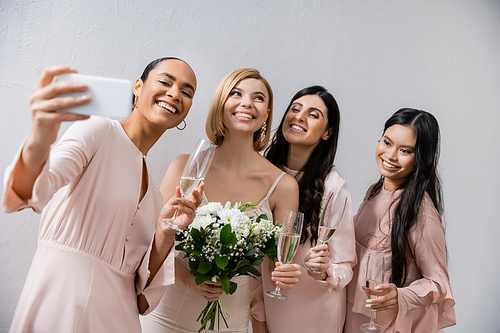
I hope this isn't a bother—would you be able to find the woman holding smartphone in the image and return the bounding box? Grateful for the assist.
[345,108,456,332]
[140,68,300,333]
[250,86,356,333]
[3,58,201,332]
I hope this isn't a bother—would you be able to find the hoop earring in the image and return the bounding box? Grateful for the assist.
[176,120,187,131]
[260,121,267,143]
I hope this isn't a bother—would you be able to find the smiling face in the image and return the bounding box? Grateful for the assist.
[282,94,330,149]
[375,124,417,191]
[222,78,270,134]
[134,59,197,129]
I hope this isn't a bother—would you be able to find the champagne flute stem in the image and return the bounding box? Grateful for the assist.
[370,310,376,327]
[160,208,182,232]
[171,209,180,222]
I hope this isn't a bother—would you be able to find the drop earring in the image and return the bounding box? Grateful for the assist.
[260,121,267,143]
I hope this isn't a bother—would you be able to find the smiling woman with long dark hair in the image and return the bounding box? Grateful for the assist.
[250,86,356,333]
[345,108,456,332]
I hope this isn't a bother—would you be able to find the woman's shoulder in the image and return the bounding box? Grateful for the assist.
[169,154,190,169]
[55,116,114,153]
[259,156,298,191]
[62,116,113,139]
[324,167,347,190]
[410,193,445,248]
[418,193,443,228]
[160,153,190,198]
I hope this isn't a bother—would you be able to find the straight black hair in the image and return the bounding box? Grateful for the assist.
[370,108,443,287]
[266,86,340,245]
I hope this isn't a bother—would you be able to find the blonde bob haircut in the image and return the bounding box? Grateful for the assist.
[205,68,273,152]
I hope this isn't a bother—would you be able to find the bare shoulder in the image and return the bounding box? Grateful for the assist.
[275,173,299,193]
[264,162,299,207]
[160,154,190,200]
[258,156,298,192]
[168,154,190,173]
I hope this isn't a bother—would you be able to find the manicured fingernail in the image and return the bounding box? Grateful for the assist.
[80,95,89,101]
[365,304,372,308]
[366,300,372,304]
[375,286,381,290]
[372,309,377,312]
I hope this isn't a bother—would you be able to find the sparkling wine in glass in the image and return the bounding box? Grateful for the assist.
[360,253,386,333]
[160,139,216,232]
[303,191,347,274]
[265,210,304,300]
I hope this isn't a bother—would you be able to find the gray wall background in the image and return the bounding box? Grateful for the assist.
[1,0,498,331]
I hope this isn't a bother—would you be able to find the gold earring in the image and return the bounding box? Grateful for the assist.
[260,121,267,143]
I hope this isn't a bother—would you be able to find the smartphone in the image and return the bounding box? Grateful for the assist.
[54,73,133,120]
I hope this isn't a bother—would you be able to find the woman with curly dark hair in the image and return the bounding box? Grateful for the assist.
[251,86,356,333]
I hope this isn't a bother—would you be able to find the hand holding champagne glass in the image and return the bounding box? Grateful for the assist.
[160,139,216,232]
[265,210,304,300]
[360,253,386,333]
[303,191,347,274]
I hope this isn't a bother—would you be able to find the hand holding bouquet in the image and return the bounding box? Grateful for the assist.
[175,201,280,331]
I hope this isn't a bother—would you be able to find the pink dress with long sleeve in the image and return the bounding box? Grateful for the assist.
[2,116,175,333]
[345,186,456,333]
[251,167,356,333]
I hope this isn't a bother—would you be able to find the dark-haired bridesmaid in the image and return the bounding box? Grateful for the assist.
[345,109,456,332]
[251,86,356,333]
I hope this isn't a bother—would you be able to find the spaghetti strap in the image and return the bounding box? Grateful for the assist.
[201,171,286,208]
[264,171,286,200]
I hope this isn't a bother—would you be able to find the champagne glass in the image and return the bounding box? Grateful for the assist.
[265,210,304,300]
[160,138,216,232]
[360,253,386,333]
[302,191,348,274]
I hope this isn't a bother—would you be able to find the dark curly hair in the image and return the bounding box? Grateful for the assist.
[265,86,340,245]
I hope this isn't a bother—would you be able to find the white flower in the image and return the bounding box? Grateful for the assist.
[191,214,216,229]
[196,202,223,216]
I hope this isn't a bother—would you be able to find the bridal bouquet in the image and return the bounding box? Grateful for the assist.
[175,201,280,332]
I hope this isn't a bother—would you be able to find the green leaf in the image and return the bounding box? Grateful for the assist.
[198,261,213,275]
[234,259,251,272]
[239,202,257,212]
[189,260,199,272]
[229,233,237,247]
[191,228,203,244]
[219,275,230,294]
[256,214,268,222]
[215,256,228,269]
[228,281,238,294]
[251,257,264,266]
[247,266,261,277]
[195,274,212,285]
[245,243,254,256]
[221,245,231,254]
[220,224,233,246]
